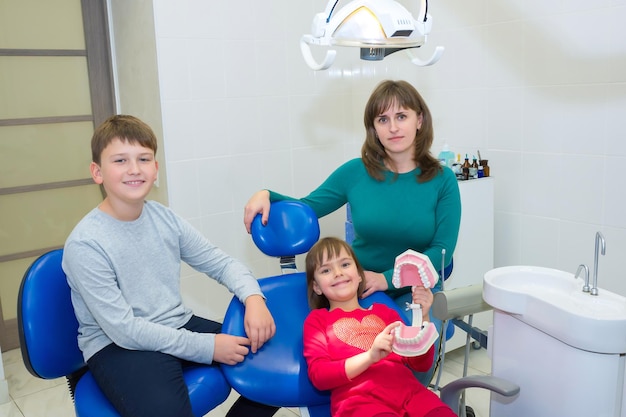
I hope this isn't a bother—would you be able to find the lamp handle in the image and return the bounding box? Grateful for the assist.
[300,36,337,71]
[416,0,428,22]
[406,45,444,66]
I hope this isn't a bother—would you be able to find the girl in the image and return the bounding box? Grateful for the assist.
[303,237,456,417]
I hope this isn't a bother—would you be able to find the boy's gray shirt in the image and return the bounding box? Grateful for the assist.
[62,200,263,364]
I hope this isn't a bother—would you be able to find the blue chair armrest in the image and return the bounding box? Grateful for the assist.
[222,272,330,407]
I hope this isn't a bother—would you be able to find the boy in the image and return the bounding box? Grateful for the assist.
[62,115,278,417]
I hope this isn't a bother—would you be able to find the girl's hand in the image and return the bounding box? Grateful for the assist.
[344,321,401,379]
[368,321,401,363]
[412,286,434,322]
[243,190,270,233]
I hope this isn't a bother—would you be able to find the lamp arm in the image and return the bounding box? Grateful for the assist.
[416,0,428,23]
[300,36,337,71]
[406,45,444,66]
[324,0,341,21]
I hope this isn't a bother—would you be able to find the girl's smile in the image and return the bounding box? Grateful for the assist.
[313,248,363,311]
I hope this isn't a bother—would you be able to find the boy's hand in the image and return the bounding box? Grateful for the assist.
[213,334,250,365]
[244,294,276,353]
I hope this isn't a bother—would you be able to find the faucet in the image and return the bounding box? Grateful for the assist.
[590,231,606,296]
[575,264,590,292]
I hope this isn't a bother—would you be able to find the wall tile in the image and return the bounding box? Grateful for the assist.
[147,0,626,300]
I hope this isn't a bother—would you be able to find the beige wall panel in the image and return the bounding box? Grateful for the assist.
[0,0,85,50]
[0,122,93,188]
[0,257,32,321]
[0,56,92,119]
[110,0,169,205]
[0,185,101,256]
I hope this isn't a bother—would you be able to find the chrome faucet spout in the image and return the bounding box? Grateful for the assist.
[576,264,590,292]
[591,232,606,296]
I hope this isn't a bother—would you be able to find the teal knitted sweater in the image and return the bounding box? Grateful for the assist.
[269,158,461,298]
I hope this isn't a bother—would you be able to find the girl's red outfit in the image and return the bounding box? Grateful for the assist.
[303,304,450,417]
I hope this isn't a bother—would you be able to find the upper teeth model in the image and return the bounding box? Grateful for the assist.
[391,249,440,357]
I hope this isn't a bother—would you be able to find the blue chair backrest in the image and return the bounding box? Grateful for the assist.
[17,248,231,417]
[222,201,407,413]
[17,248,86,379]
[251,200,320,257]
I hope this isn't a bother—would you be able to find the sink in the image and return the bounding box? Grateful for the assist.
[483,266,626,353]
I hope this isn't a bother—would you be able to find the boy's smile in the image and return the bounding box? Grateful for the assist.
[90,137,159,220]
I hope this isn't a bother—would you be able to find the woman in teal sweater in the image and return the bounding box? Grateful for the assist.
[245,80,460,297]
[244,80,461,382]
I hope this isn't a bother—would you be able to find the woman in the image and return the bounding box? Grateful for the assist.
[243,80,461,384]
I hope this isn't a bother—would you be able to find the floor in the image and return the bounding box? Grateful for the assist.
[0,345,493,417]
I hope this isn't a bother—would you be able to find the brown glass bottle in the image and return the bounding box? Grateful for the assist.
[461,156,470,180]
[479,159,490,177]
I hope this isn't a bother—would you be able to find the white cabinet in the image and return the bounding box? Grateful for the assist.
[344,177,495,353]
[443,177,494,352]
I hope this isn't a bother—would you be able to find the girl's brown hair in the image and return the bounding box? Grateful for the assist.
[305,237,366,309]
[91,115,158,165]
[361,80,441,183]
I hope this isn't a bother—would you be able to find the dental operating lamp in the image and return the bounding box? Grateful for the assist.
[300,0,444,70]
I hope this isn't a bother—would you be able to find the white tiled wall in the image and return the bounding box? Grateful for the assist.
[113,0,626,320]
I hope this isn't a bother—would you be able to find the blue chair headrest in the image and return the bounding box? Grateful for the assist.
[250,201,320,257]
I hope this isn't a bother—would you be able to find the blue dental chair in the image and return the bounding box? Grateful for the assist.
[17,248,231,417]
[222,200,519,416]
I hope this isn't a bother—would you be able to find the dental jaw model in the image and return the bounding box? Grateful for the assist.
[391,249,439,357]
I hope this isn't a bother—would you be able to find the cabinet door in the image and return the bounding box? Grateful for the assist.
[444,178,494,351]
[0,0,114,351]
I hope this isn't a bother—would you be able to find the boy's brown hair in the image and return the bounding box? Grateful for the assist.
[91,115,158,164]
[305,237,366,309]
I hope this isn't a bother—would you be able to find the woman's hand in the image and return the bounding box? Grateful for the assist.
[243,190,270,233]
[361,271,389,298]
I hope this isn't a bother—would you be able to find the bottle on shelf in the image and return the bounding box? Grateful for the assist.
[470,156,479,179]
[462,154,470,169]
[461,154,471,180]
[452,153,462,176]
[438,143,456,169]
[479,159,490,177]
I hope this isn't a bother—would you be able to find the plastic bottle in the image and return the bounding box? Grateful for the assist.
[438,143,456,168]
[452,153,462,176]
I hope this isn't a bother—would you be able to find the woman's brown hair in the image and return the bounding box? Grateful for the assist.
[361,80,441,183]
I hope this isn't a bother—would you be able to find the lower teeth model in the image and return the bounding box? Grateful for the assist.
[391,249,440,357]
